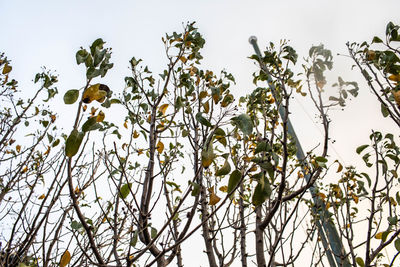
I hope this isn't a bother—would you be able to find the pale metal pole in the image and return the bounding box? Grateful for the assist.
[249,36,351,267]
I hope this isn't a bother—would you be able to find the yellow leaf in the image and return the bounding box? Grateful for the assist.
[179,56,187,63]
[59,250,71,267]
[267,94,275,104]
[16,145,21,153]
[375,232,383,239]
[2,63,12,74]
[199,91,208,100]
[158,104,169,116]
[133,130,140,139]
[44,146,50,155]
[123,120,128,129]
[336,161,343,173]
[219,186,228,193]
[137,148,144,155]
[297,171,304,178]
[351,194,359,204]
[50,114,56,123]
[21,166,28,174]
[82,84,109,104]
[82,104,87,111]
[157,140,164,154]
[38,194,45,200]
[202,101,210,114]
[209,192,221,206]
[326,202,331,209]
[74,186,80,195]
[392,90,400,106]
[388,74,400,82]
[248,165,258,172]
[90,107,98,116]
[96,111,105,122]
[366,50,376,61]
[318,192,326,200]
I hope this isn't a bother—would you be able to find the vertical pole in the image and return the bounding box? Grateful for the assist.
[249,36,350,267]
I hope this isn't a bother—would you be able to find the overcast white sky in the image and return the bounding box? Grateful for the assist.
[2,1,399,162]
[1,1,400,263]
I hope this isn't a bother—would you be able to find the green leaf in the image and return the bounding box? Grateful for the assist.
[396,192,400,207]
[232,114,253,136]
[255,141,269,154]
[256,160,274,180]
[151,227,157,239]
[90,38,105,55]
[372,36,383,44]
[356,144,369,154]
[356,257,364,267]
[252,175,271,206]
[71,220,83,230]
[395,238,400,251]
[130,230,138,247]
[361,172,371,187]
[381,103,389,117]
[388,216,397,225]
[195,112,212,127]
[382,231,390,242]
[76,49,89,65]
[215,160,231,176]
[227,170,242,197]
[191,182,200,196]
[82,117,99,132]
[52,139,60,147]
[315,156,328,163]
[63,89,80,104]
[65,130,85,158]
[119,183,132,199]
[86,67,101,79]
[201,144,215,168]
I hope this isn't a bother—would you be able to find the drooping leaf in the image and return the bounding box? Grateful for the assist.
[65,130,85,158]
[381,103,390,118]
[157,140,164,154]
[356,144,369,154]
[201,144,215,168]
[227,170,242,196]
[158,104,169,115]
[191,182,200,196]
[209,191,221,206]
[232,114,253,136]
[63,89,80,104]
[196,112,212,127]
[119,183,132,199]
[215,160,231,176]
[151,227,158,239]
[131,230,138,247]
[59,250,71,267]
[252,174,271,206]
[395,238,400,251]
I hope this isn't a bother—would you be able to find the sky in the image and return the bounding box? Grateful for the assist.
[1,0,399,166]
[1,0,400,264]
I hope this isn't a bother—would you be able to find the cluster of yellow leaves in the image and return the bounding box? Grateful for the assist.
[82,84,109,104]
